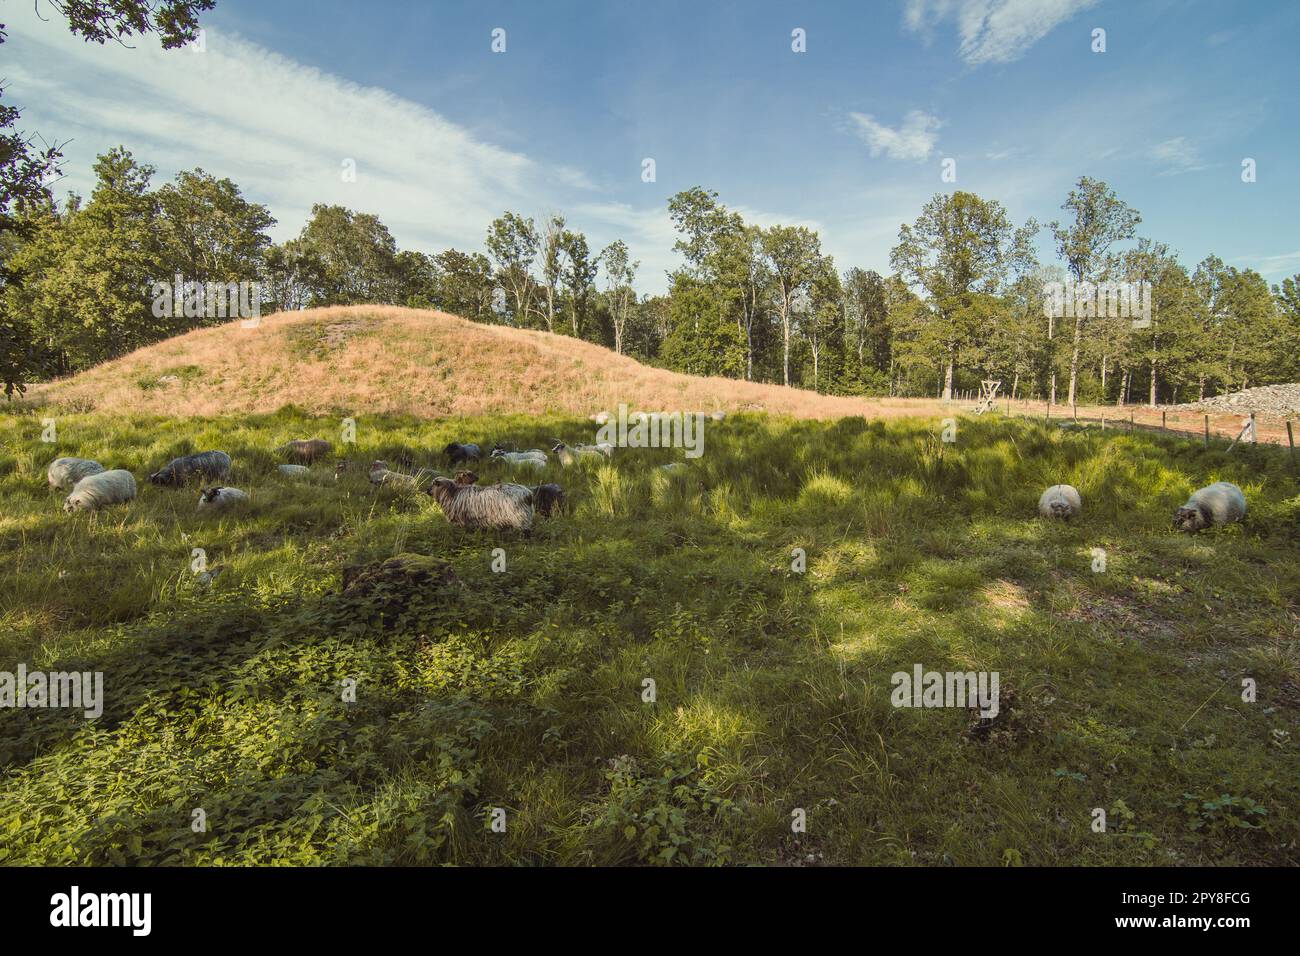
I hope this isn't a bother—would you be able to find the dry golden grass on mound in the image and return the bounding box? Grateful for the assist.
[24,305,955,420]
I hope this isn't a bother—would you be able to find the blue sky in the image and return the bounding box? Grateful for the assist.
[6,0,1299,293]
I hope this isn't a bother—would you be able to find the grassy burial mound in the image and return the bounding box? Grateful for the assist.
[0,407,1296,865]
[24,305,946,421]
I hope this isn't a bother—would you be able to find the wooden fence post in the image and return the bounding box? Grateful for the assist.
[1204,415,1209,448]
[1288,421,1296,467]
[1161,410,1167,432]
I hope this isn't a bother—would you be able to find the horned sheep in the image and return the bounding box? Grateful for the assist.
[63,470,136,513]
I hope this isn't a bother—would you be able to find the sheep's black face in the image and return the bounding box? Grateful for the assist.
[148,471,172,487]
[1050,501,1072,519]
[1174,506,1205,533]
[551,442,566,454]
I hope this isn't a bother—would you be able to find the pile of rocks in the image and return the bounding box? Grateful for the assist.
[1172,383,1300,418]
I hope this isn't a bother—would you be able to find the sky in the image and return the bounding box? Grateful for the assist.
[5,0,1299,294]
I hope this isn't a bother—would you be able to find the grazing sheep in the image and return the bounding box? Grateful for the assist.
[444,442,482,465]
[368,460,419,487]
[197,486,249,512]
[659,462,687,473]
[551,441,611,466]
[1174,481,1246,533]
[710,410,726,421]
[278,464,310,477]
[490,448,548,470]
[47,457,104,490]
[426,476,534,531]
[1038,484,1082,520]
[279,438,332,464]
[149,451,231,487]
[530,482,566,516]
[63,470,136,513]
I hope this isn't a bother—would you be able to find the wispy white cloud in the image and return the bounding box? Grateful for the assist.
[845,110,943,162]
[1148,136,1209,176]
[904,0,1099,65]
[0,6,715,293]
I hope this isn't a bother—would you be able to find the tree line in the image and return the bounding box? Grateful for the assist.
[2,144,1297,403]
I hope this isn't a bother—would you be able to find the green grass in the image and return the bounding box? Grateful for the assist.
[0,407,1296,865]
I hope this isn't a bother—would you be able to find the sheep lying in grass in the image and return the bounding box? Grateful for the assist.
[279,438,332,464]
[368,460,419,487]
[47,457,104,490]
[1174,481,1246,533]
[426,476,534,531]
[444,442,482,465]
[149,451,231,486]
[659,462,687,473]
[530,482,566,516]
[63,470,136,513]
[551,441,612,466]
[197,486,249,512]
[1038,484,1082,520]
[278,464,310,477]
[490,448,547,470]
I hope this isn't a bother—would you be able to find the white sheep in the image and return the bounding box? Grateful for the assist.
[551,441,612,466]
[710,410,726,421]
[278,464,310,477]
[1038,484,1082,520]
[368,460,420,487]
[197,486,249,512]
[1174,481,1246,533]
[63,470,136,513]
[490,449,547,470]
[47,457,105,490]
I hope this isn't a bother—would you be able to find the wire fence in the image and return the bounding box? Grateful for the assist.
[945,393,1299,470]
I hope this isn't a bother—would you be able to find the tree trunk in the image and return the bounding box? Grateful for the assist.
[943,355,955,401]
[1067,314,1083,406]
[1101,354,1108,396]
[1149,358,1157,407]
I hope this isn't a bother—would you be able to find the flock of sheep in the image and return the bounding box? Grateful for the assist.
[47,430,1248,535]
[45,436,625,533]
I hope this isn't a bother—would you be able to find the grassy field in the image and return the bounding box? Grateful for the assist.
[0,406,1296,865]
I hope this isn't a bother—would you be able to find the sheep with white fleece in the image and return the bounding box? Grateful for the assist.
[1174,481,1246,533]
[551,441,612,466]
[1038,484,1082,520]
[490,448,548,470]
[47,457,104,490]
[197,486,249,512]
[63,470,136,513]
